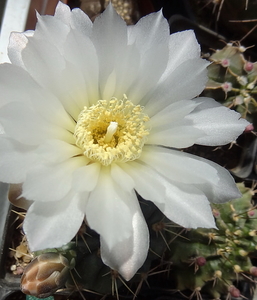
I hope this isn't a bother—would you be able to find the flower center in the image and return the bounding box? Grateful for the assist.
[74,96,150,166]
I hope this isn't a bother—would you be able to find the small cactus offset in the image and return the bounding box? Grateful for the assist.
[203,42,257,122]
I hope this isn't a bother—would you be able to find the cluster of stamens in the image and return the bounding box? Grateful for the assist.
[74,96,150,166]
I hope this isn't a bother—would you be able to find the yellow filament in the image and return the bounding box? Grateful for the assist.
[74,96,150,166]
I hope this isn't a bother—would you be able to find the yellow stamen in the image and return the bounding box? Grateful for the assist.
[74,96,150,166]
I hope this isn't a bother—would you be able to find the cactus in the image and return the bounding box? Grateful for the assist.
[163,182,257,299]
[19,182,257,300]
[203,42,257,124]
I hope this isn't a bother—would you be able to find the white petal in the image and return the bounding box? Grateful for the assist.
[92,3,127,53]
[0,64,74,131]
[54,1,72,24]
[72,163,101,192]
[148,100,199,128]
[21,157,87,202]
[122,160,215,228]
[120,161,166,201]
[20,34,92,118]
[63,30,99,107]
[92,4,165,104]
[86,167,132,248]
[127,42,169,104]
[86,167,149,279]
[36,140,83,163]
[110,163,135,192]
[140,146,219,185]
[92,4,128,98]
[128,10,170,53]
[140,145,241,203]
[0,63,38,109]
[0,137,37,183]
[147,123,204,148]
[148,100,209,150]
[33,12,69,53]
[8,31,33,67]
[54,60,92,118]
[20,34,90,116]
[70,8,92,36]
[125,11,170,103]
[0,102,73,145]
[0,123,4,134]
[186,98,249,146]
[156,181,216,228]
[161,30,201,81]
[108,45,140,100]
[100,208,149,280]
[145,58,209,116]
[190,155,242,203]
[24,193,84,251]
[21,36,65,92]
[53,2,93,36]
[21,9,94,114]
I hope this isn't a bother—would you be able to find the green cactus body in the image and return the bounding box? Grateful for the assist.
[203,43,257,122]
[164,182,257,299]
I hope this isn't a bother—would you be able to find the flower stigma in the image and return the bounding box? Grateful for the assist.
[74,96,150,166]
[104,122,118,143]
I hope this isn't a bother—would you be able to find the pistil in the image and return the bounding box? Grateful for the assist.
[104,122,118,143]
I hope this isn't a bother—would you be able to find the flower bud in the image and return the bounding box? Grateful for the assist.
[21,252,72,298]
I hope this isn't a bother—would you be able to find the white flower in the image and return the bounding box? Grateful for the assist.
[0,2,248,280]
